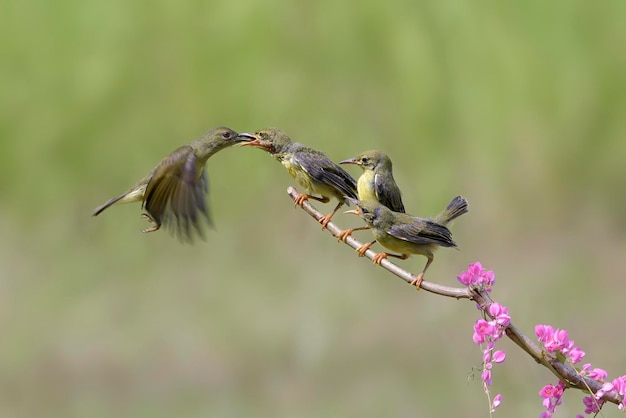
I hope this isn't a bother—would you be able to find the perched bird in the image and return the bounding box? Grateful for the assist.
[345,196,468,287]
[92,126,248,241]
[238,128,357,229]
[337,150,405,243]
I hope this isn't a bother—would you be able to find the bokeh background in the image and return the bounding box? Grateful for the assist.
[2,0,625,417]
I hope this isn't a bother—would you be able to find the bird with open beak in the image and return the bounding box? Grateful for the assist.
[345,196,468,288]
[92,126,250,242]
[238,127,357,229]
[337,150,406,247]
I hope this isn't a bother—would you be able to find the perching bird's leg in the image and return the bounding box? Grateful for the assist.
[356,240,376,257]
[409,255,433,290]
[319,201,343,230]
[140,213,161,233]
[293,193,329,208]
[336,226,370,242]
[372,252,408,265]
[410,273,424,289]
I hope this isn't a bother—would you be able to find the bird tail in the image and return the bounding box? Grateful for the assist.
[92,193,127,216]
[435,196,468,225]
[92,185,147,216]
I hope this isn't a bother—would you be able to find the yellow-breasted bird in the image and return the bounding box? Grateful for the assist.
[346,196,468,287]
[92,126,248,241]
[338,150,406,245]
[238,128,357,229]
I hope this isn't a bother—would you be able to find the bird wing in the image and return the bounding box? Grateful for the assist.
[387,217,456,247]
[375,173,405,213]
[293,148,358,200]
[143,145,211,242]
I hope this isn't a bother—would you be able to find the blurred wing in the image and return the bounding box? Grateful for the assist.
[387,218,455,247]
[375,173,405,213]
[294,150,357,200]
[143,146,211,242]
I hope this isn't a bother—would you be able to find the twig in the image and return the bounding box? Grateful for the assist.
[286,186,623,406]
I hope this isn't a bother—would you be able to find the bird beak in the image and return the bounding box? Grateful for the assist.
[237,133,274,151]
[235,133,257,143]
[344,208,362,216]
[339,157,359,166]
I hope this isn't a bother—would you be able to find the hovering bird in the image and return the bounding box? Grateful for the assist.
[92,126,248,241]
[346,196,468,287]
[337,150,405,244]
[238,128,357,229]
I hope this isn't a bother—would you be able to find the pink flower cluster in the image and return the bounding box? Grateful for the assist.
[470,290,509,412]
[538,381,565,417]
[457,262,495,292]
[535,325,586,417]
[535,325,626,416]
[535,325,585,364]
[586,373,626,413]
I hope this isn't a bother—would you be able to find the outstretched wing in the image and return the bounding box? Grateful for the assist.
[143,145,211,242]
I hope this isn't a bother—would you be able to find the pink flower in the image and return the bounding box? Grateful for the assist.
[481,368,492,386]
[473,319,495,344]
[539,382,564,415]
[457,262,495,290]
[588,368,608,381]
[491,393,502,412]
[566,346,585,364]
[492,350,506,363]
[583,395,602,414]
[489,303,511,327]
[535,324,554,343]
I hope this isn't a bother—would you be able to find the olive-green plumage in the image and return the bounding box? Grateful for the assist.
[348,196,468,285]
[238,128,357,229]
[340,150,405,213]
[92,126,247,241]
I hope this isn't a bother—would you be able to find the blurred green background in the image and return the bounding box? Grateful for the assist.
[2,0,625,416]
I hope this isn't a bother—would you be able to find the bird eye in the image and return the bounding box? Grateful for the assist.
[361,157,370,164]
[259,132,268,139]
[222,131,232,139]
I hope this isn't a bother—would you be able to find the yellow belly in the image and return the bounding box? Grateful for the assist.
[280,156,338,199]
[374,230,435,257]
[357,171,377,201]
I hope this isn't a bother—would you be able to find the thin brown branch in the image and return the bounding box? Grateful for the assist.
[286,187,471,299]
[286,186,623,407]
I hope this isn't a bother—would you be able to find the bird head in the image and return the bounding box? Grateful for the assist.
[193,126,248,157]
[237,128,292,155]
[344,199,386,225]
[339,150,391,171]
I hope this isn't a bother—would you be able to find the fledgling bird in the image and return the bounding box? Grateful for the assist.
[92,126,248,242]
[345,196,468,288]
[238,128,357,229]
[337,150,406,244]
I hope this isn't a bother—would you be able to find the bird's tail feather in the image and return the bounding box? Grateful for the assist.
[435,196,468,225]
[92,194,126,216]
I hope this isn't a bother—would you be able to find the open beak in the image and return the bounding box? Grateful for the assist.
[339,157,359,165]
[237,133,274,151]
[235,133,256,143]
[236,133,259,145]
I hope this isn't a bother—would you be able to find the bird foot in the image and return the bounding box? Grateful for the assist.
[293,194,309,207]
[336,229,353,242]
[356,242,374,257]
[141,213,161,233]
[372,252,388,265]
[409,273,424,290]
[319,215,333,230]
